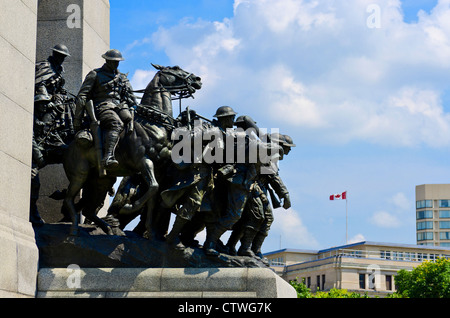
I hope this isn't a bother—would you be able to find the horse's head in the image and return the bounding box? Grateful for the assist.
[141,64,202,116]
[152,63,202,94]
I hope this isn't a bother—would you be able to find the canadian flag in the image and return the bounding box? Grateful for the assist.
[330,191,347,200]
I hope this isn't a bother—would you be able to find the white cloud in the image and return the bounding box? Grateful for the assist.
[369,210,402,228]
[389,192,412,212]
[272,208,319,248]
[348,233,366,244]
[128,0,450,148]
[130,69,156,91]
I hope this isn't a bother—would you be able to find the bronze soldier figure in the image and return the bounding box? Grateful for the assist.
[202,106,257,256]
[225,118,294,261]
[74,49,137,169]
[31,44,73,224]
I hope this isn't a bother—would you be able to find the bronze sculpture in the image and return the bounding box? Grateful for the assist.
[31,44,76,225]
[32,47,295,267]
[63,54,202,237]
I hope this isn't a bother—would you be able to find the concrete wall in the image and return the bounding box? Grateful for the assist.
[0,0,39,297]
[0,0,110,297]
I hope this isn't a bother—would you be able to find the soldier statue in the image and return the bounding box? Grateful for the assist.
[74,49,137,169]
[31,44,74,224]
[202,106,258,256]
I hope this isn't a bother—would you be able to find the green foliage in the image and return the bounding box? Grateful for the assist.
[314,288,370,298]
[393,257,450,298]
[289,278,313,298]
[289,278,370,298]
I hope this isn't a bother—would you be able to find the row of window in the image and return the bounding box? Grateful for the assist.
[359,273,393,291]
[296,275,326,291]
[417,200,450,209]
[380,250,449,261]
[417,222,450,230]
[417,232,450,241]
[268,257,285,266]
[417,210,450,219]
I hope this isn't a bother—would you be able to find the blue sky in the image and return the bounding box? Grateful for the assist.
[108,0,450,253]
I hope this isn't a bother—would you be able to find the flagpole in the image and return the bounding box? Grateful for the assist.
[346,195,348,245]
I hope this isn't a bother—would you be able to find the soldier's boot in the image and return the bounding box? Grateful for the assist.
[237,228,258,258]
[252,232,269,265]
[203,224,227,257]
[166,215,188,248]
[103,130,120,168]
[225,229,243,256]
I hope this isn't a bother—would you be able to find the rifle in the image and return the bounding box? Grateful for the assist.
[86,100,106,177]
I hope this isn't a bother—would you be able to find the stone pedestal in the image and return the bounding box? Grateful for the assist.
[37,267,297,298]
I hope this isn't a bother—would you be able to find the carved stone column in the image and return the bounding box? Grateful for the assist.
[0,0,39,297]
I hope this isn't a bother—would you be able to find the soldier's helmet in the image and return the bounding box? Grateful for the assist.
[102,49,125,61]
[270,132,283,144]
[34,86,51,103]
[213,106,237,118]
[52,44,71,57]
[282,135,296,147]
[235,115,257,125]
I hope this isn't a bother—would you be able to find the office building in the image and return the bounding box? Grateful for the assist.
[265,241,450,297]
[416,184,450,247]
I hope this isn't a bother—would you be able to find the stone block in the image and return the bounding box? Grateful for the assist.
[161,268,248,292]
[0,152,32,221]
[0,36,36,112]
[0,0,38,61]
[37,267,297,298]
[0,93,33,165]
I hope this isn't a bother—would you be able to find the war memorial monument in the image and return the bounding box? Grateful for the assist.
[0,0,296,298]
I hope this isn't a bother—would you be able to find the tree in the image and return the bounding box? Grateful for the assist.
[289,278,313,298]
[394,257,450,298]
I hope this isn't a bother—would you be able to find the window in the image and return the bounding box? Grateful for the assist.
[381,250,391,260]
[359,274,366,289]
[321,274,326,291]
[386,275,392,291]
[440,200,450,208]
[416,200,432,209]
[417,221,433,230]
[316,275,320,291]
[440,210,450,218]
[307,277,311,288]
[417,210,433,219]
[440,221,450,229]
[417,232,433,241]
[440,232,450,240]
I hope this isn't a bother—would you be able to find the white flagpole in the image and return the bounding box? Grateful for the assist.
[346,194,348,245]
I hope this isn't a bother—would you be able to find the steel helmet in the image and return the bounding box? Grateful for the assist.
[282,135,296,147]
[102,49,125,61]
[52,44,71,57]
[213,106,237,118]
[234,115,257,125]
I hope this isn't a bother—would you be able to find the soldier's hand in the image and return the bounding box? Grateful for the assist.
[283,194,291,210]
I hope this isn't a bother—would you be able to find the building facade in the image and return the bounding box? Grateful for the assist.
[265,241,450,297]
[416,184,450,247]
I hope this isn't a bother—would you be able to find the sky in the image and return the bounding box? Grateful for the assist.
[107,0,450,253]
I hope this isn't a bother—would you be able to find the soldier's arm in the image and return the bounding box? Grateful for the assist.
[74,70,96,130]
[268,173,291,209]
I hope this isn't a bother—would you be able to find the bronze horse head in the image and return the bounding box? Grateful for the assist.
[140,64,202,117]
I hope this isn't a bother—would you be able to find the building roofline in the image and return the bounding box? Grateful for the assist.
[263,248,319,257]
[264,241,450,257]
